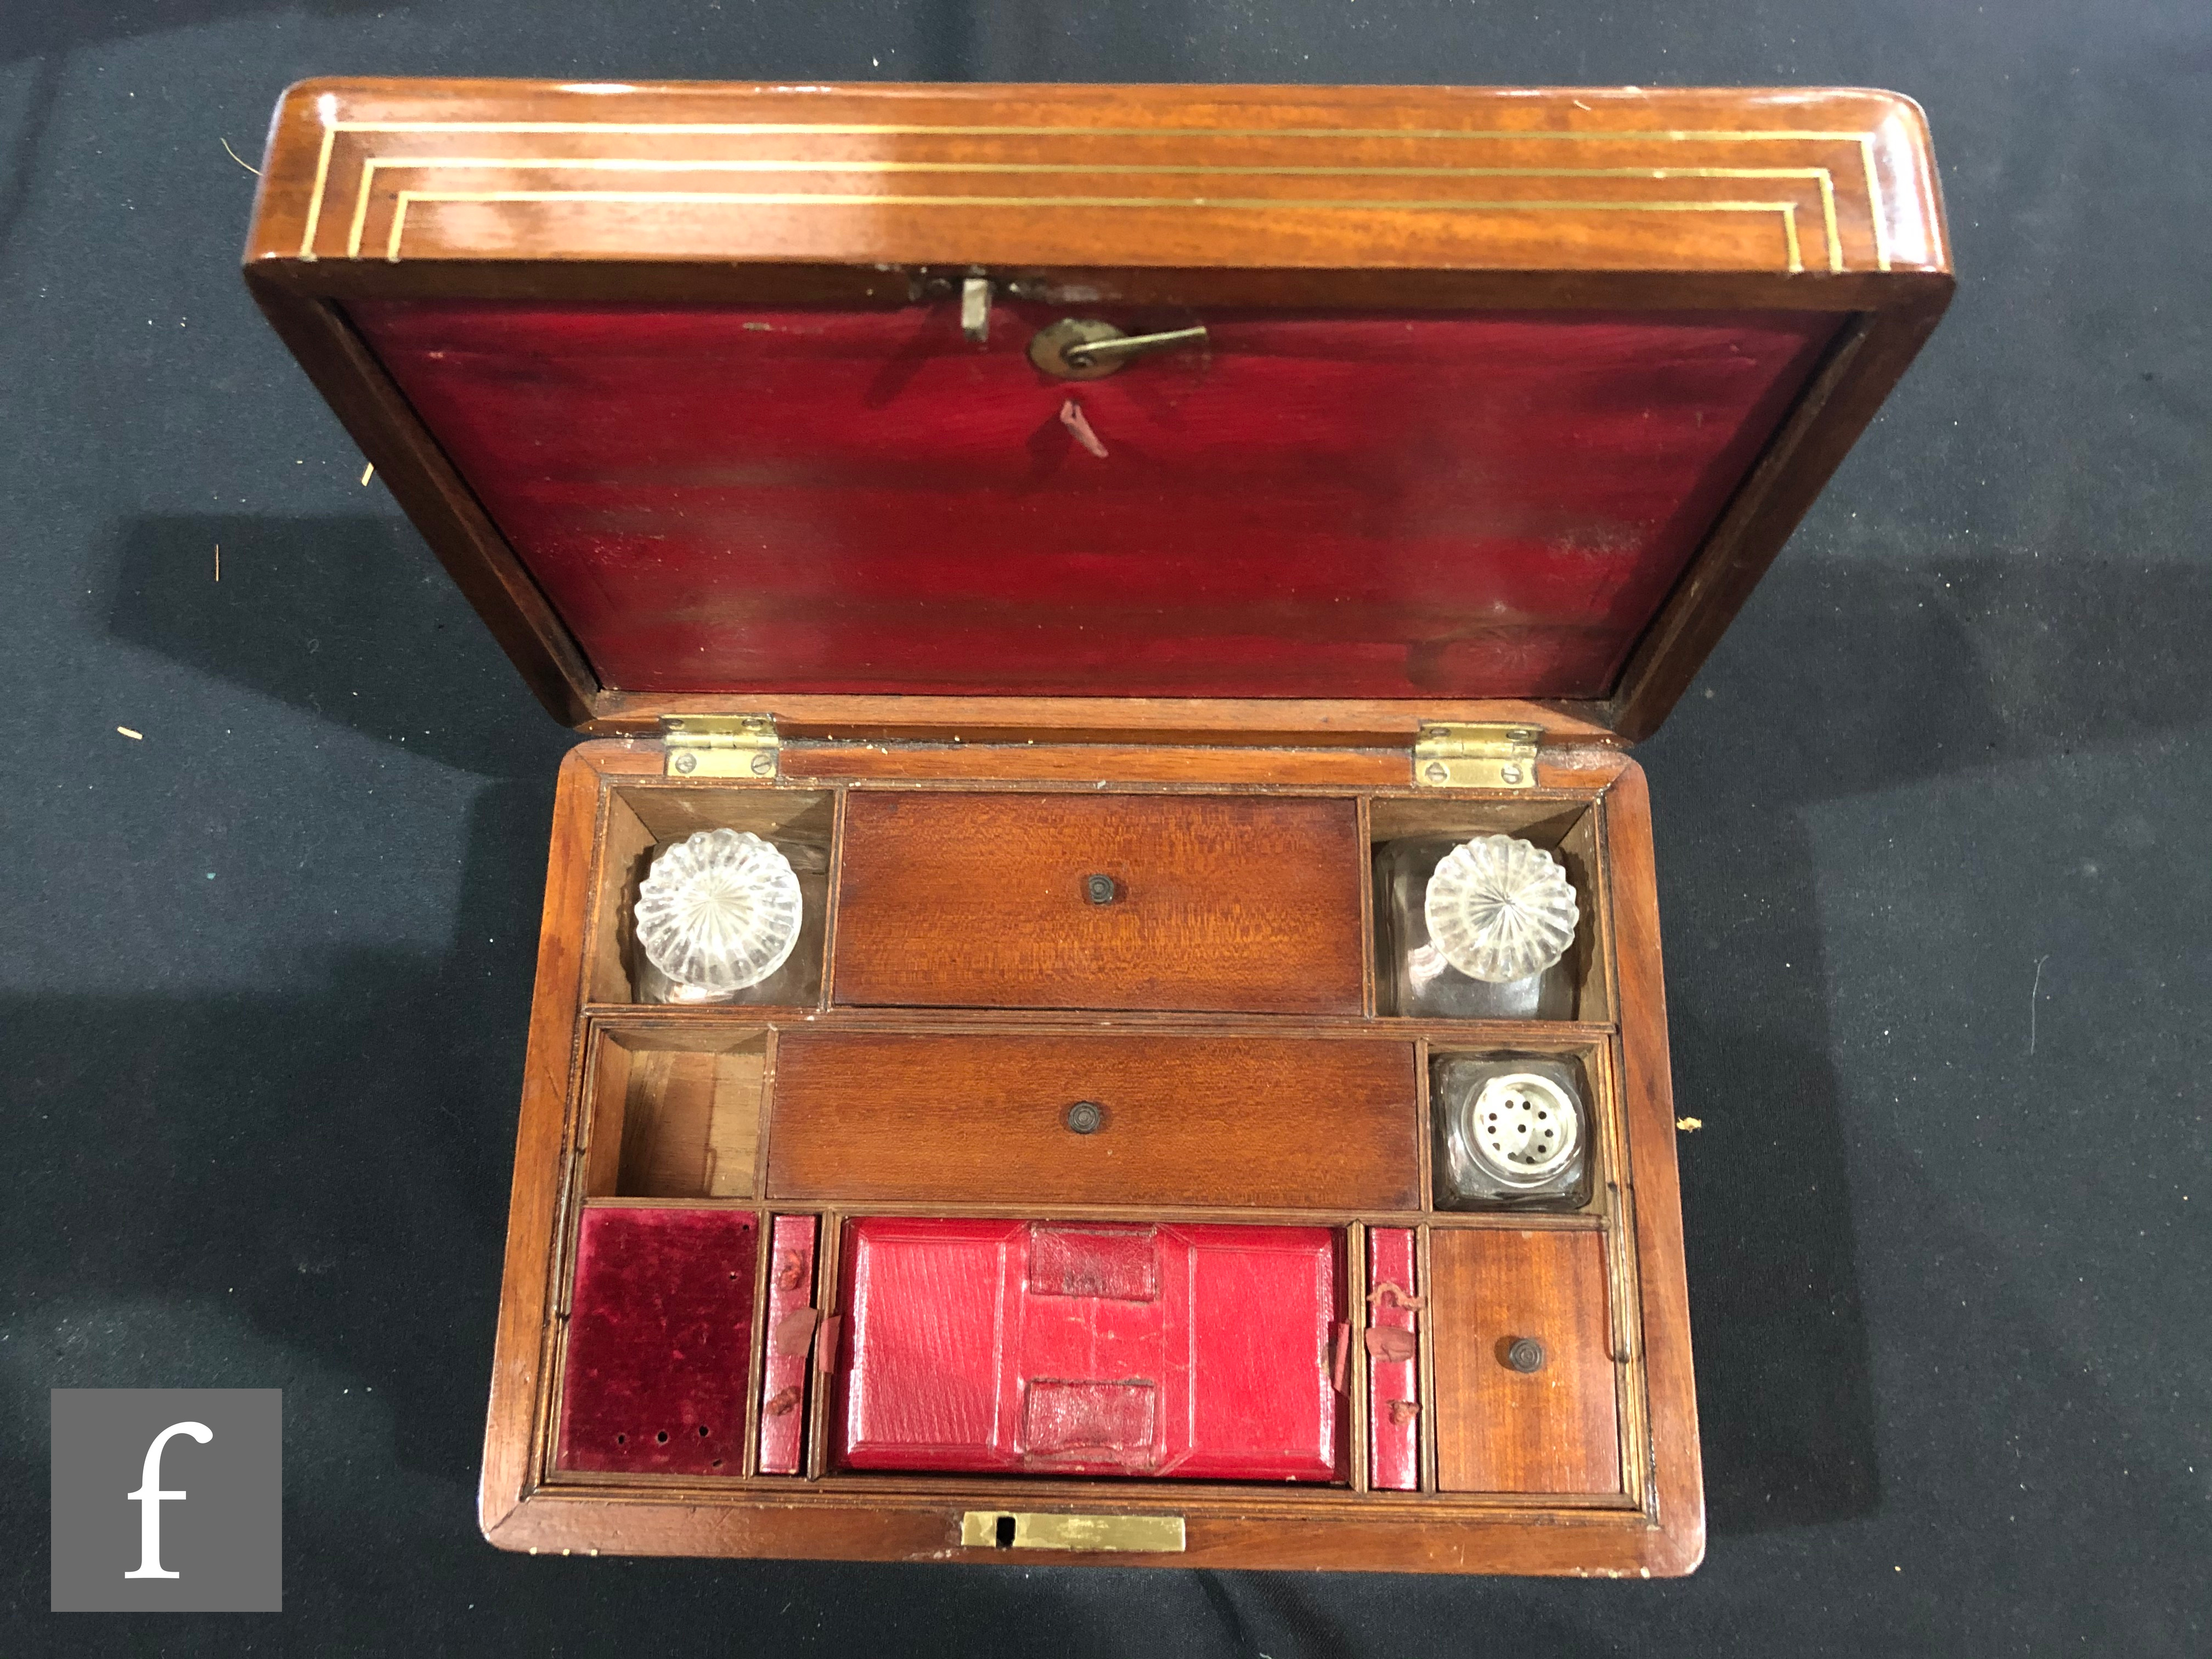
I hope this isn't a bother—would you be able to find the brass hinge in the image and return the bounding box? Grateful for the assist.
[1413,722,1542,789]
[661,714,780,780]
[960,1511,1186,1553]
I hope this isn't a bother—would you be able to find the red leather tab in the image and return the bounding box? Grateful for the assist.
[756,1214,817,1476]
[1368,1228,1420,1491]
[556,1206,756,1476]
[1364,1326,1418,1363]
[771,1306,820,1357]
[1020,1380,1159,1467]
[834,1217,1344,1480]
[1026,1224,1159,1301]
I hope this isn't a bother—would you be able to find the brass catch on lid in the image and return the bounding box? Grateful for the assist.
[1413,723,1542,789]
[1028,318,1208,380]
[960,276,992,343]
[661,714,780,780]
[960,1511,1186,1553]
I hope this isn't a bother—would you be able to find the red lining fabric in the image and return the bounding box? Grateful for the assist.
[354,300,1836,701]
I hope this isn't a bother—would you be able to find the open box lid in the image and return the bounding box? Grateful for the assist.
[243,80,1949,749]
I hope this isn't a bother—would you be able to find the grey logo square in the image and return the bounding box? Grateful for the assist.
[51,1389,283,1612]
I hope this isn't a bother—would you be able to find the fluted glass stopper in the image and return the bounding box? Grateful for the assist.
[1423,834,1579,984]
[635,828,802,994]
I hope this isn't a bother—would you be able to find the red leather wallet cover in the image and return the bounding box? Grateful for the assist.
[833,1216,1344,1480]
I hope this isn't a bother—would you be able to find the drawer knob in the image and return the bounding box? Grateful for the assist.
[1083,873,1120,905]
[1065,1101,1104,1135]
[1504,1337,1548,1374]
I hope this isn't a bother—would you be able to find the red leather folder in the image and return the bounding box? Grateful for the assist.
[834,1217,1344,1481]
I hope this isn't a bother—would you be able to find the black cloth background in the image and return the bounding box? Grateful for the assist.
[2,4,2206,1654]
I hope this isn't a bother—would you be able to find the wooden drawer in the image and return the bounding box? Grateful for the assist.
[767,1032,1419,1210]
[1431,1227,1621,1494]
[830,792,1366,1014]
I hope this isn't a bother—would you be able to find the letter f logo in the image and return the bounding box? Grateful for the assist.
[125,1421,212,1579]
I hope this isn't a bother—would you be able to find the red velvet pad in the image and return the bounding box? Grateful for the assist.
[352,300,1836,702]
[556,1206,758,1476]
[833,1217,1344,1481]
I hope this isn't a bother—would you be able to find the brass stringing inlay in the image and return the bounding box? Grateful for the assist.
[295,110,1897,275]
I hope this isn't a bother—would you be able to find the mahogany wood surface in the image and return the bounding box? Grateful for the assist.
[245,80,1949,742]
[595,693,1625,747]
[479,745,602,1538]
[247,81,1944,278]
[1599,759,1703,1567]
[768,1031,1420,1210]
[832,791,1367,1014]
[1430,1227,1621,1494]
[240,285,597,726]
[1601,296,1950,740]
[604,1043,763,1199]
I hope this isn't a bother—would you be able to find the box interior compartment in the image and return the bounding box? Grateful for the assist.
[1369,797,1611,1023]
[587,785,834,1007]
[1426,1044,1604,1214]
[552,771,1637,1502]
[583,1024,770,1200]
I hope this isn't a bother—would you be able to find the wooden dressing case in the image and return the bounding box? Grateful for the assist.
[244,79,1950,1576]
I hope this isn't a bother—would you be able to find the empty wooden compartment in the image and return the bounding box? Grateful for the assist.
[583,1025,768,1199]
